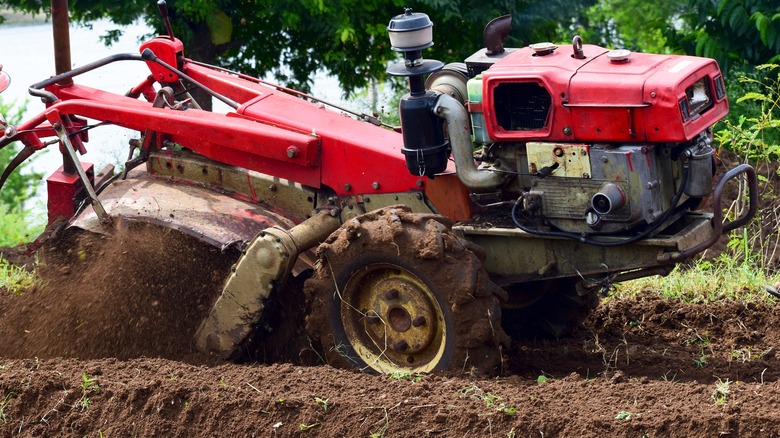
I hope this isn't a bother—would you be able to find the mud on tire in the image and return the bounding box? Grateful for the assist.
[305,206,509,375]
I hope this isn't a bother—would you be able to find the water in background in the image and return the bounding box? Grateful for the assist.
[1,19,151,217]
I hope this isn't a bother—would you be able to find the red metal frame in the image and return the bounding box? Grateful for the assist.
[13,35,427,225]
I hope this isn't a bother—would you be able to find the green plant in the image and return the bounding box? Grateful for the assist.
[0,392,15,424]
[389,370,425,382]
[79,373,99,410]
[315,397,329,412]
[661,371,679,383]
[536,375,549,384]
[458,384,517,416]
[693,350,709,368]
[712,378,731,405]
[615,410,632,420]
[299,422,320,431]
[0,257,37,296]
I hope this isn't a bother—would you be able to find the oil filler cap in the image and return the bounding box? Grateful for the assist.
[530,42,557,56]
[607,49,631,63]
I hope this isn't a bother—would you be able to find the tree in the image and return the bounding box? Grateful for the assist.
[675,0,780,72]
[574,0,687,54]
[0,97,40,210]
[0,0,596,97]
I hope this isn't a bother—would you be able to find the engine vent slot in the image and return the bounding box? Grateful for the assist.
[493,82,551,131]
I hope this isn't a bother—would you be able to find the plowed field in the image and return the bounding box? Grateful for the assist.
[2,229,780,437]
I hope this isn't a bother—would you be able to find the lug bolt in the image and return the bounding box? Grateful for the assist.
[412,316,426,327]
[384,289,399,300]
[393,340,409,351]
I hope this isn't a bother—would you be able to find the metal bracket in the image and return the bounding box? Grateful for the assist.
[51,120,109,222]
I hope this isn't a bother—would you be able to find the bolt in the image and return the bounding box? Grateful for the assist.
[581,149,588,156]
[52,122,62,130]
[650,91,657,98]
[393,340,409,352]
[384,289,399,300]
[415,192,423,200]
[372,181,380,190]
[269,184,277,192]
[601,156,608,163]
[412,316,426,327]
[364,197,371,203]
[583,173,590,178]
[286,146,299,158]
[416,179,423,187]
[344,183,352,191]
[563,126,572,136]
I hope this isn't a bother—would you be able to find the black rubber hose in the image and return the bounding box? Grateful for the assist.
[511,162,690,247]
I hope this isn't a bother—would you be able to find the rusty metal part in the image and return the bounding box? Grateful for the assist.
[195,210,342,356]
[455,165,757,286]
[456,211,723,286]
[147,149,316,222]
[52,122,108,221]
[338,192,434,223]
[70,169,295,249]
[340,262,448,374]
[52,0,72,85]
[664,164,757,261]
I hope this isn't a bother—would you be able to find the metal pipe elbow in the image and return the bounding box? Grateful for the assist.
[433,94,505,191]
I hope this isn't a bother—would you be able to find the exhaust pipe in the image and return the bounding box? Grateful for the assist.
[591,183,625,215]
[483,15,512,56]
[433,94,505,190]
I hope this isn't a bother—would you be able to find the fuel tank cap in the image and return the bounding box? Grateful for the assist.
[607,49,631,63]
[530,42,557,56]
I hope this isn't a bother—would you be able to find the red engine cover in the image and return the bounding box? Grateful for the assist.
[480,44,728,143]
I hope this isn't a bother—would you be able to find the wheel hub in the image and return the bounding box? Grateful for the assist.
[341,263,446,373]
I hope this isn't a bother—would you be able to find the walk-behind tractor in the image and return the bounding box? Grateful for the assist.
[0,4,757,374]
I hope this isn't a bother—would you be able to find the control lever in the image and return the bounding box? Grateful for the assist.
[157,0,175,41]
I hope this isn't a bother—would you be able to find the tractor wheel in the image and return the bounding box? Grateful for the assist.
[503,278,599,339]
[305,206,508,375]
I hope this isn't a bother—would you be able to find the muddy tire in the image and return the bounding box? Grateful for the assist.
[305,206,508,375]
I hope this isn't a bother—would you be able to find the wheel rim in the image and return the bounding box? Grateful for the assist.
[340,262,447,373]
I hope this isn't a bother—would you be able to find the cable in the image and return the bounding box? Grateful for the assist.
[511,161,690,247]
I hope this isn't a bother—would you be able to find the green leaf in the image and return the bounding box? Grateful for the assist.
[736,92,770,103]
[338,25,357,44]
[206,9,233,46]
[752,12,769,44]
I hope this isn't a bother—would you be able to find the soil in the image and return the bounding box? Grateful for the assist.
[3,226,780,437]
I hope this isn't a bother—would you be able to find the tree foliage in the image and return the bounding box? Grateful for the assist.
[0,97,39,209]
[678,0,780,72]
[0,0,596,95]
[574,0,686,54]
